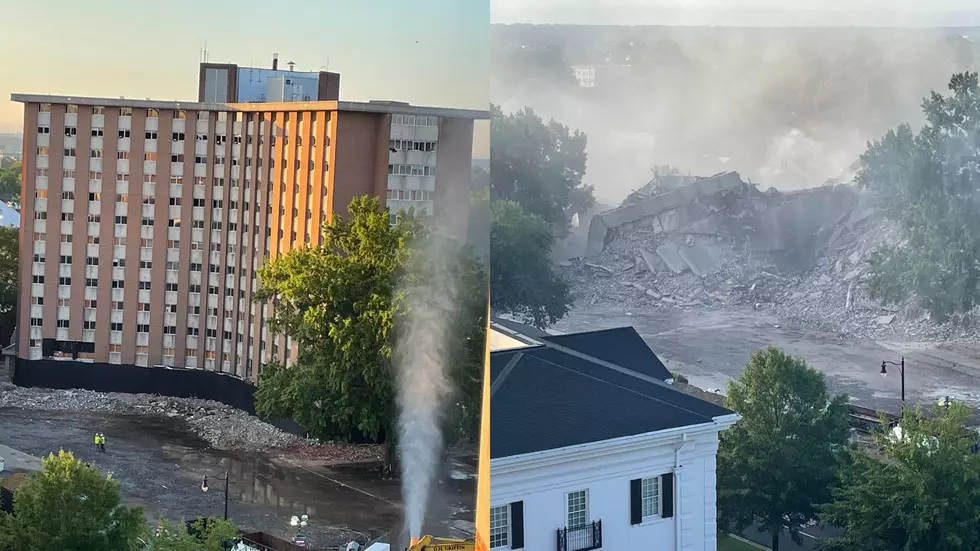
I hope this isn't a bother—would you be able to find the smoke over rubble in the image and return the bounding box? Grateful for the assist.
[492,25,980,202]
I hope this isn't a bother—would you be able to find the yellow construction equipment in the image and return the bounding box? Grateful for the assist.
[407,535,474,550]
[407,295,490,551]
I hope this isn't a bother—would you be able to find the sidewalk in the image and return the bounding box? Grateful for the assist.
[0,444,42,474]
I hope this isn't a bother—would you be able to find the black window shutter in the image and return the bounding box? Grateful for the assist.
[661,473,675,518]
[630,478,642,525]
[511,501,524,548]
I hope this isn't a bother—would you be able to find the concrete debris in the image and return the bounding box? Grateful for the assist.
[565,175,980,342]
[0,384,302,452]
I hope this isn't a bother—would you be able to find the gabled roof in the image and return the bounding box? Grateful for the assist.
[490,316,551,343]
[542,326,672,381]
[490,341,733,459]
[489,318,672,381]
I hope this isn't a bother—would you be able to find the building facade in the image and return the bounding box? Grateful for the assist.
[489,327,738,551]
[13,94,486,380]
[490,419,739,551]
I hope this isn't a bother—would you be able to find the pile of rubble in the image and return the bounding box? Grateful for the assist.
[564,171,980,341]
[0,383,301,451]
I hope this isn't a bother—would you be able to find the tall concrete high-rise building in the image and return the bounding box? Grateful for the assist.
[11,94,487,381]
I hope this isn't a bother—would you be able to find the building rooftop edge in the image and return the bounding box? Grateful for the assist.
[9,94,489,119]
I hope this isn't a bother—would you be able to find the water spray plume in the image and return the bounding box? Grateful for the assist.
[394,228,460,540]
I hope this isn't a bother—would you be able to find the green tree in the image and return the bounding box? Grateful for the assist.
[0,226,19,345]
[717,346,851,551]
[0,449,147,551]
[861,72,980,322]
[0,161,19,201]
[147,517,239,551]
[253,196,487,467]
[490,200,571,328]
[820,403,980,551]
[468,166,491,261]
[490,105,593,236]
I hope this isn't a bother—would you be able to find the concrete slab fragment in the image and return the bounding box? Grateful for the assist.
[656,243,689,274]
[679,244,723,276]
[640,249,668,273]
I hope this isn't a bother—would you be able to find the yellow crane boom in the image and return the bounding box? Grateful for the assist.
[407,535,474,550]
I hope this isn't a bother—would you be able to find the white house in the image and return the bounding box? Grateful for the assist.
[571,66,596,88]
[489,326,740,551]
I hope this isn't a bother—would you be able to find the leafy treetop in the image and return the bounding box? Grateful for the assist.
[821,403,980,551]
[717,346,851,551]
[0,449,146,551]
[490,200,571,328]
[253,196,487,463]
[862,72,980,322]
[490,104,593,237]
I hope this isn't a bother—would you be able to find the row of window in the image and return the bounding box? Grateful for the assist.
[386,189,433,201]
[388,164,435,177]
[32,230,255,253]
[488,478,664,549]
[37,148,327,173]
[39,104,210,119]
[391,114,438,127]
[389,139,437,152]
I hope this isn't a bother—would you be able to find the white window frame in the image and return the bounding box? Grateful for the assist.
[641,476,662,520]
[566,489,590,529]
[489,504,510,549]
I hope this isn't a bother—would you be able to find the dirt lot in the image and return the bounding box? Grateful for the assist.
[0,408,475,549]
[555,303,980,415]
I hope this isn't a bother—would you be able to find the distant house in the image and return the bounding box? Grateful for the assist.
[570,64,631,89]
[489,324,739,551]
[571,66,596,88]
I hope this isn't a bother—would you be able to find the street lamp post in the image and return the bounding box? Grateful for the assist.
[201,471,230,521]
[880,356,906,404]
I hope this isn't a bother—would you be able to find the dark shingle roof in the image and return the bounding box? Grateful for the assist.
[541,327,673,381]
[490,342,732,459]
[491,318,674,382]
[490,316,551,341]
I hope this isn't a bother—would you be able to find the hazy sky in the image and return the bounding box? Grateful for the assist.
[0,0,489,156]
[492,0,980,25]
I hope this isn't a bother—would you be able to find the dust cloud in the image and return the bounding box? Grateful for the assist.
[492,25,980,203]
[392,228,462,540]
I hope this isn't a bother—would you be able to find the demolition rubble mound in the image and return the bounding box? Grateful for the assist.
[0,383,298,451]
[0,383,383,459]
[564,171,979,342]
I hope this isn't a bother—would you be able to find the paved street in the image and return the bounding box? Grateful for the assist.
[557,304,980,415]
[740,523,844,550]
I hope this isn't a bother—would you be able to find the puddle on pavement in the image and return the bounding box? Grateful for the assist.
[0,408,476,545]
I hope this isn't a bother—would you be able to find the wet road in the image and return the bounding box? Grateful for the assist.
[555,304,980,414]
[0,409,475,548]
[739,522,844,550]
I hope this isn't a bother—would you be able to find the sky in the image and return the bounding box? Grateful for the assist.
[0,0,489,156]
[492,0,980,26]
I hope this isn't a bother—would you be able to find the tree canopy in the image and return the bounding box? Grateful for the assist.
[147,518,239,551]
[0,449,146,551]
[490,105,593,237]
[490,200,572,328]
[0,226,17,346]
[862,72,980,322]
[716,346,851,551]
[0,161,19,202]
[253,196,487,464]
[821,403,980,551]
